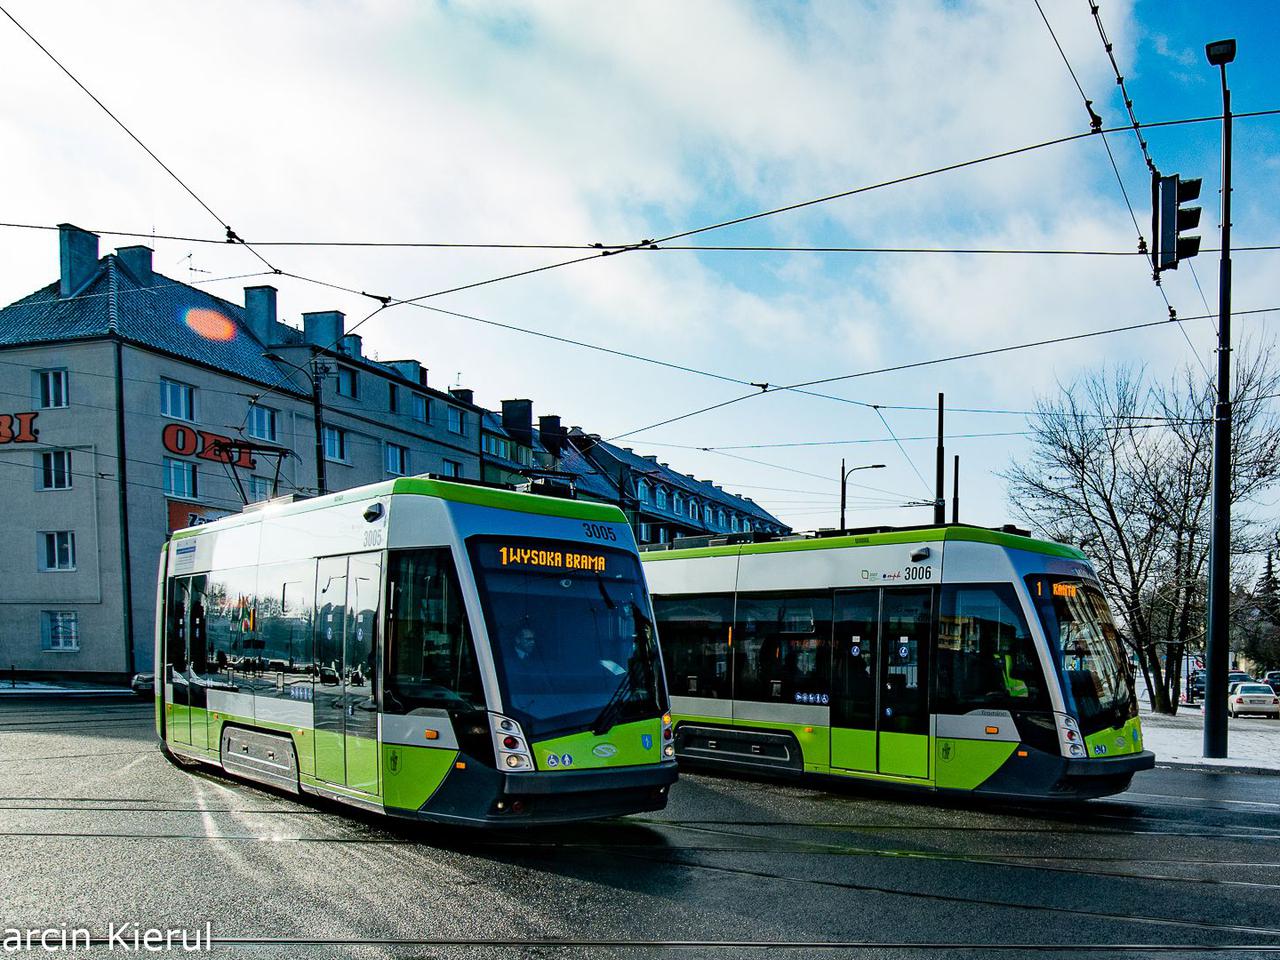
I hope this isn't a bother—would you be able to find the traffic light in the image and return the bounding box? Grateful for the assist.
[1152,173,1202,272]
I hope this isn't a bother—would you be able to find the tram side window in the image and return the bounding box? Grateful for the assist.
[734,593,832,704]
[384,548,485,714]
[204,566,259,676]
[256,561,317,677]
[651,595,733,699]
[935,584,1049,714]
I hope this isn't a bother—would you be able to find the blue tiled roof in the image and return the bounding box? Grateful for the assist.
[0,257,304,395]
[584,437,787,529]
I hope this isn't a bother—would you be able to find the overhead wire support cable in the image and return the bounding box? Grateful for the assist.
[599,306,1280,444]
[1082,0,1215,373]
[0,4,280,276]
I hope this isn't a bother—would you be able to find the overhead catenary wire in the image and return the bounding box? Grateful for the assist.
[2,222,1278,257]
[599,305,1280,444]
[1032,0,1207,378]
[0,4,279,276]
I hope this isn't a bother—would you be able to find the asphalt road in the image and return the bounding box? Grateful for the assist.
[2,697,1279,959]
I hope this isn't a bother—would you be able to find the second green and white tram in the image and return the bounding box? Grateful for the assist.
[641,525,1154,799]
[155,477,677,826]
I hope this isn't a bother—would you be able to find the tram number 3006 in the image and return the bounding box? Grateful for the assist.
[903,564,933,581]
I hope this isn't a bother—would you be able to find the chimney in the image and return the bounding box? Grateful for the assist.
[243,285,277,344]
[538,415,565,457]
[340,333,362,357]
[642,455,658,463]
[58,223,99,297]
[302,310,345,347]
[501,399,534,447]
[116,245,152,284]
[389,360,426,386]
[449,388,474,405]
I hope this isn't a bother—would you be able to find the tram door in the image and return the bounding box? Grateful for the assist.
[165,575,208,750]
[313,555,381,795]
[830,588,933,779]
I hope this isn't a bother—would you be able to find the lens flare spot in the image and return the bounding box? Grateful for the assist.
[185,307,236,341]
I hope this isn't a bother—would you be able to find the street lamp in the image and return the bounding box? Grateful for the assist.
[1203,37,1236,760]
[839,460,887,531]
[264,351,333,497]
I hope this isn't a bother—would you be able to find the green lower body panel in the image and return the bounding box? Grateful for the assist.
[934,738,1017,790]
[345,734,379,795]
[878,731,929,779]
[830,727,875,773]
[382,745,458,811]
[313,728,345,785]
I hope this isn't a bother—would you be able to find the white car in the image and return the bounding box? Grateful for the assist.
[1228,683,1280,719]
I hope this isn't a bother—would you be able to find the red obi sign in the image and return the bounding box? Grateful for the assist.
[161,423,257,468]
[0,412,38,444]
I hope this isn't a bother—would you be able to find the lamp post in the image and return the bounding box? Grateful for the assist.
[264,350,333,497]
[839,460,887,531]
[1203,37,1236,759]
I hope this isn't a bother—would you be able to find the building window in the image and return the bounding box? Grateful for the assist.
[246,403,277,442]
[441,459,462,478]
[37,369,69,409]
[637,479,651,504]
[39,450,72,490]
[731,515,740,533]
[247,475,273,502]
[689,500,700,522]
[385,442,408,476]
[656,486,668,510]
[412,393,428,423]
[160,378,195,421]
[41,611,79,651]
[40,531,76,571]
[672,493,683,516]
[337,366,359,398]
[163,457,198,499]
[323,426,347,462]
[388,383,400,414]
[717,508,726,530]
[447,406,464,435]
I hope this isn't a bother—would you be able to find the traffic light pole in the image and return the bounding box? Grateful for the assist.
[1203,61,1233,758]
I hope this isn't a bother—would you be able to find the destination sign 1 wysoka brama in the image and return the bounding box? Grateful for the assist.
[498,544,608,573]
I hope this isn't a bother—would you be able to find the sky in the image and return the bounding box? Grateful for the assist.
[1,0,1277,534]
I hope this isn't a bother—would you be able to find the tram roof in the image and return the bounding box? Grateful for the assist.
[638,523,1087,562]
[170,475,626,539]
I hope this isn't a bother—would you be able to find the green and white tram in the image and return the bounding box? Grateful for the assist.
[641,524,1154,799]
[155,477,677,825]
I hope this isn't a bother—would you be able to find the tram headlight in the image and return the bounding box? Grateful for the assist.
[663,744,676,758]
[503,753,531,770]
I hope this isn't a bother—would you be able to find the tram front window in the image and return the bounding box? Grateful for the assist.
[1026,576,1136,735]
[468,537,664,740]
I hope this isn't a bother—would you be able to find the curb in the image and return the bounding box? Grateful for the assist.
[0,688,136,698]
[1154,760,1280,777]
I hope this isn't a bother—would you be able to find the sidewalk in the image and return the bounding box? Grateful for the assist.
[0,679,134,697]
[1140,703,1280,774]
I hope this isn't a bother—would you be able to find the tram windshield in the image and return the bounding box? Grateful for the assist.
[1026,576,1136,735]
[468,537,664,740]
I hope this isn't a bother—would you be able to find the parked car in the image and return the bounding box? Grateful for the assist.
[1228,683,1280,719]
[130,672,154,698]
[1264,670,1280,684]
[1228,671,1253,685]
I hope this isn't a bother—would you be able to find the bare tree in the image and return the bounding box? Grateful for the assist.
[1004,339,1280,713]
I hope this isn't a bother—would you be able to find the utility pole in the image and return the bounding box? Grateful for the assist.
[1204,38,1236,759]
[311,358,329,497]
[840,457,846,532]
[934,393,946,524]
[951,454,959,524]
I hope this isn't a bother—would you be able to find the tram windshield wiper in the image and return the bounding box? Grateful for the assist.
[590,602,656,736]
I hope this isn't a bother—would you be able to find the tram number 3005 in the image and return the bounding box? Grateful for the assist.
[582,522,618,541]
[903,564,933,581]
